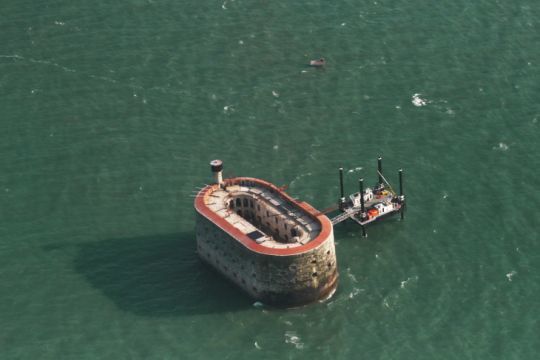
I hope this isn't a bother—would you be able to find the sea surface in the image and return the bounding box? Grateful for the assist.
[1,1,539,359]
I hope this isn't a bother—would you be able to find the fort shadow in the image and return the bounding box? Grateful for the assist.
[73,233,253,317]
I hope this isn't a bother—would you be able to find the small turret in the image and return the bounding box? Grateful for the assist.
[210,159,224,186]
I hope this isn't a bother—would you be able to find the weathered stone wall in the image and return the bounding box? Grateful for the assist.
[195,213,338,306]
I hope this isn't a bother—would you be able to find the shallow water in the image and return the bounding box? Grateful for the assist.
[1,0,540,358]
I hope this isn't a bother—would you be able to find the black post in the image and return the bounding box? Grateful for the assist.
[399,169,403,196]
[360,178,367,236]
[378,156,383,185]
[359,178,365,214]
[339,167,344,199]
[399,169,404,220]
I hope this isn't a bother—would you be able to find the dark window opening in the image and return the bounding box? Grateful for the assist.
[236,198,241,207]
[243,198,248,207]
[247,230,265,241]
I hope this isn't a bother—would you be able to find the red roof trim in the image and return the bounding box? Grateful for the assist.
[194,177,333,256]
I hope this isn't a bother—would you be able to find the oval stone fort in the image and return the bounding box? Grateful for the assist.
[194,160,338,306]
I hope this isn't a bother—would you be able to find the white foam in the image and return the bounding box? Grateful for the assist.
[272,90,279,98]
[506,270,517,281]
[412,93,427,107]
[493,142,509,151]
[289,172,312,187]
[346,270,358,283]
[253,301,264,308]
[347,166,363,174]
[254,341,262,350]
[400,275,418,289]
[285,331,304,349]
[348,287,361,299]
[273,144,279,150]
[238,40,244,45]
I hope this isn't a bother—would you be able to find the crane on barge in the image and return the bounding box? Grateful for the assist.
[328,157,405,237]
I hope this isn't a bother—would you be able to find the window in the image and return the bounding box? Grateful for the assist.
[243,198,248,207]
[291,228,298,237]
[236,198,241,207]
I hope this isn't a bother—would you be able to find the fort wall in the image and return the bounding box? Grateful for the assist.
[195,213,338,306]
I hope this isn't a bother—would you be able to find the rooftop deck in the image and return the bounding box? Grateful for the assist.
[202,179,322,250]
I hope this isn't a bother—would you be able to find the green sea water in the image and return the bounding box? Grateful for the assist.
[1,0,540,358]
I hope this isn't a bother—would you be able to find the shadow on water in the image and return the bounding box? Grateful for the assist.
[72,233,253,317]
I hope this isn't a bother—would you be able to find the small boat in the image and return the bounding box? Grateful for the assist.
[309,58,326,67]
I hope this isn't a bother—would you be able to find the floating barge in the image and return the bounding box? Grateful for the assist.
[194,160,338,307]
[328,157,406,236]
